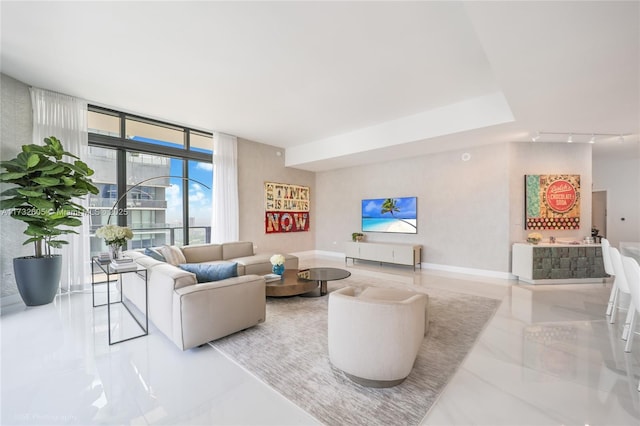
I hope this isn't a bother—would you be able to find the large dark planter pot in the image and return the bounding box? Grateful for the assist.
[13,255,62,306]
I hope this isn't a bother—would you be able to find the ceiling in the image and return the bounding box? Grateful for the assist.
[1,1,638,171]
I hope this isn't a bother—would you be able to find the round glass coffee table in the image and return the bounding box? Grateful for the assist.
[298,267,351,297]
[265,268,351,297]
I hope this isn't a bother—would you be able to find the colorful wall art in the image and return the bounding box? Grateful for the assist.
[525,174,581,230]
[264,181,310,233]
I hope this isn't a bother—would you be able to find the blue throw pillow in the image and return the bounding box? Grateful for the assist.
[145,247,166,262]
[178,262,238,283]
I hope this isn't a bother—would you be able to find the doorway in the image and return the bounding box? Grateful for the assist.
[592,190,607,238]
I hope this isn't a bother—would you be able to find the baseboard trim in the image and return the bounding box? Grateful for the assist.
[306,250,515,280]
[421,262,515,280]
[293,250,343,259]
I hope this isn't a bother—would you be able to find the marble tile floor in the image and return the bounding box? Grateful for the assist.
[1,254,639,425]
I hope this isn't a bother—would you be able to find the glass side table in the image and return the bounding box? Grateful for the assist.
[91,257,148,345]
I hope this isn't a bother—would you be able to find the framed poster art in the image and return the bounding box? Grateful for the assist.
[264,181,310,233]
[525,174,580,230]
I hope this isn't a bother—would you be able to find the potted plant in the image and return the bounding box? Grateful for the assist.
[526,232,543,245]
[270,254,286,276]
[0,136,99,306]
[352,232,364,242]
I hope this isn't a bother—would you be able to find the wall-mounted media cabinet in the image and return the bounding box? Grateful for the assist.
[344,241,422,271]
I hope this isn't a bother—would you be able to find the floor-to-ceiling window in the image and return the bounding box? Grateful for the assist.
[86,107,213,258]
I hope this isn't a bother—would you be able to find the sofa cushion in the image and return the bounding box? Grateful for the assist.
[222,241,254,260]
[233,253,299,276]
[145,247,166,262]
[181,244,223,263]
[160,245,187,265]
[152,263,197,290]
[178,262,238,283]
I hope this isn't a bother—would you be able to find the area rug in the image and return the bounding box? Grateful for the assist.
[210,276,501,426]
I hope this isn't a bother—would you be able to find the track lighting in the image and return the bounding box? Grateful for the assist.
[530,131,631,144]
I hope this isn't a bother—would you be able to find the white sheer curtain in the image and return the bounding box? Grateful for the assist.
[211,132,239,243]
[30,87,91,292]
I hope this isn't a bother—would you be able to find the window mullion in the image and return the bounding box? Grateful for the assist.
[116,114,127,227]
[183,159,189,245]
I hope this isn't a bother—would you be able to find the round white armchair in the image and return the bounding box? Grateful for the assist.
[328,286,429,387]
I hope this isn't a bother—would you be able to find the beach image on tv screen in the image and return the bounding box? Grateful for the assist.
[361,197,417,234]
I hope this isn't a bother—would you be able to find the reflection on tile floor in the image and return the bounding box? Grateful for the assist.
[1,254,639,425]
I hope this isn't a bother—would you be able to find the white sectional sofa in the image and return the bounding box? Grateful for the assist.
[179,241,298,275]
[121,241,298,350]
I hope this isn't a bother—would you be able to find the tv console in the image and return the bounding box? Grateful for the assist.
[344,241,422,271]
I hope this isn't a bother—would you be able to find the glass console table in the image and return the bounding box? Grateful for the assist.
[91,257,148,345]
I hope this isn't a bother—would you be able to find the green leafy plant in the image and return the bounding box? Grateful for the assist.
[352,232,364,242]
[0,136,99,257]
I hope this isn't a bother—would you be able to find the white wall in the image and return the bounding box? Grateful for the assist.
[1,73,33,301]
[316,143,512,273]
[237,138,316,254]
[593,154,640,247]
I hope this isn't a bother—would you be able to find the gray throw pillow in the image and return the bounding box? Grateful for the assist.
[178,262,238,283]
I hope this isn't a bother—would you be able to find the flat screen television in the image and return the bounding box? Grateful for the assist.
[361,197,417,234]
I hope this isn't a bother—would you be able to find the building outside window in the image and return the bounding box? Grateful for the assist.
[86,108,213,257]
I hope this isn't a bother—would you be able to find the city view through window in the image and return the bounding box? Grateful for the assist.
[87,109,213,257]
